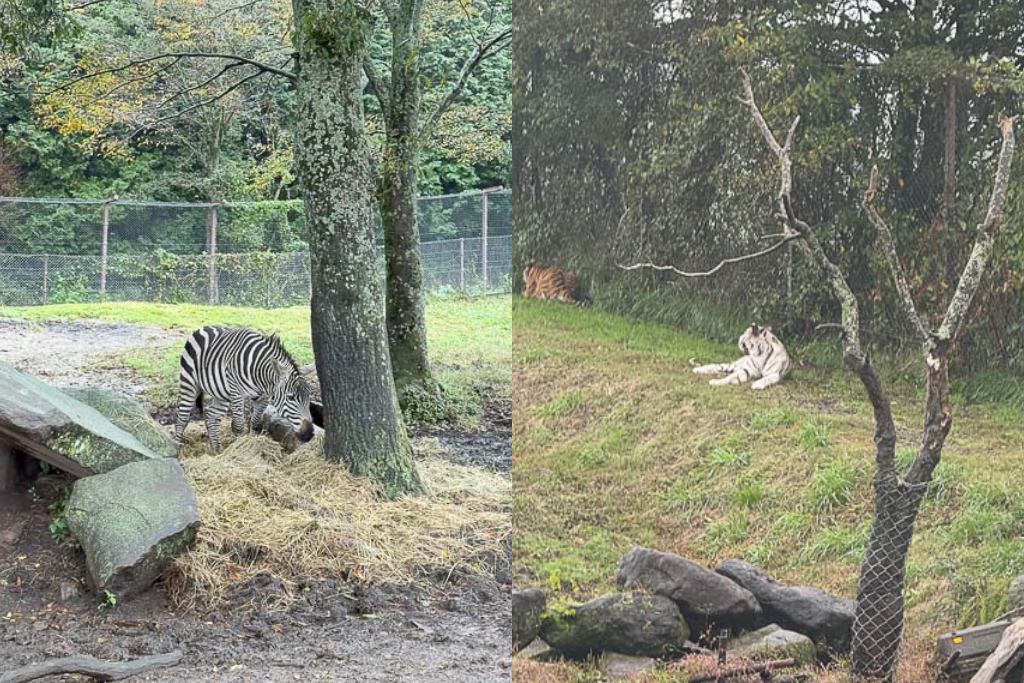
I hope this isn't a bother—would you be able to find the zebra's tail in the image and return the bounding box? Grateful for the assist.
[195,392,204,415]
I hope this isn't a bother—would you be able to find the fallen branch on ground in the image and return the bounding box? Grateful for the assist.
[0,650,183,683]
[688,657,799,682]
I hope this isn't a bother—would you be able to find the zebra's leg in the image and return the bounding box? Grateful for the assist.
[204,397,229,452]
[173,377,199,454]
[250,397,269,433]
[751,372,783,390]
[692,362,734,375]
[710,368,753,386]
[230,394,246,436]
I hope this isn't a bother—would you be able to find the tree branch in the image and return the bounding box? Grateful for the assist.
[46,51,294,96]
[0,650,182,683]
[935,114,1016,343]
[363,56,390,115]
[739,70,897,475]
[420,27,510,142]
[861,164,929,344]
[617,233,802,278]
[128,69,270,137]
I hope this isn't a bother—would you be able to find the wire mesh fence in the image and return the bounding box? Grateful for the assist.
[0,189,511,307]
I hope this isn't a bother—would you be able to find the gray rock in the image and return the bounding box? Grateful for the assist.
[1008,575,1024,614]
[730,624,816,665]
[516,639,559,662]
[600,652,658,680]
[513,588,546,650]
[617,547,762,633]
[0,362,162,476]
[64,388,174,458]
[66,458,200,597]
[716,559,854,654]
[539,593,690,660]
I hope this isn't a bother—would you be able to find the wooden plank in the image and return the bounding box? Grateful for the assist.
[0,426,91,478]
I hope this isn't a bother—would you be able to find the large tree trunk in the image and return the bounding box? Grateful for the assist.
[380,0,439,407]
[292,0,423,499]
[851,347,953,680]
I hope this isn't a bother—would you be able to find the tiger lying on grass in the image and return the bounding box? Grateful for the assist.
[692,323,791,390]
[522,262,591,306]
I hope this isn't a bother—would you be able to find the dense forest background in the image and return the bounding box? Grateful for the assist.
[0,0,510,201]
[514,0,1024,377]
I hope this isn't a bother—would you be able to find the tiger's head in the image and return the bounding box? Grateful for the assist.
[522,260,538,282]
[739,323,777,357]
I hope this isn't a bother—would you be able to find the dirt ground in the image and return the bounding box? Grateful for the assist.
[0,318,511,681]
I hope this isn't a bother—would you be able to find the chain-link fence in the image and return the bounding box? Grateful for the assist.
[0,188,511,306]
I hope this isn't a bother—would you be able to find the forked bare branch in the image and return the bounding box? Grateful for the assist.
[935,114,1016,343]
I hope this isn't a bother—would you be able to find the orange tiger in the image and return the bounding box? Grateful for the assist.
[522,262,591,306]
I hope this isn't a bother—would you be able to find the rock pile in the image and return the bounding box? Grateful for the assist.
[513,546,854,678]
[0,362,200,598]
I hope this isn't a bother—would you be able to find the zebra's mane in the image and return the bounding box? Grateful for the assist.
[265,332,301,374]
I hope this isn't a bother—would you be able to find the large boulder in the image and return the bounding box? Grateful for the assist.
[539,593,690,659]
[66,458,200,596]
[513,588,547,650]
[0,362,162,476]
[730,624,816,665]
[617,547,762,633]
[64,388,174,458]
[716,560,854,655]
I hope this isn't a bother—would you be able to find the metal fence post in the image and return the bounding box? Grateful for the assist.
[207,201,221,304]
[480,186,503,289]
[99,194,117,295]
[459,237,465,291]
[42,255,48,304]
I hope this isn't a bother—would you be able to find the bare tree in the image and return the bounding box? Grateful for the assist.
[621,71,1016,680]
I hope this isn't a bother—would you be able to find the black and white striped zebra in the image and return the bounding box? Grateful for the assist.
[174,326,315,451]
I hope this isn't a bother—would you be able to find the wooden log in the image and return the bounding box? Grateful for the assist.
[690,657,799,683]
[258,411,299,452]
[971,618,1024,683]
[0,650,182,683]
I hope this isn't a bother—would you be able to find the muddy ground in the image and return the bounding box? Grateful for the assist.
[0,318,511,681]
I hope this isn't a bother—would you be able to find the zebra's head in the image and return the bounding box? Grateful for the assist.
[270,359,315,442]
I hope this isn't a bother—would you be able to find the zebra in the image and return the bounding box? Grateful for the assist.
[174,326,315,452]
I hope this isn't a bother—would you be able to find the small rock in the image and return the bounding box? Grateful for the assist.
[1007,575,1024,614]
[716,559,854,655]
[539,593,690,660]
[617,547,762,633]
[600,652,657,680]
[513,588,546,650]
[59,580,79,601]
[516,639,558,661]
[730,624,816,665]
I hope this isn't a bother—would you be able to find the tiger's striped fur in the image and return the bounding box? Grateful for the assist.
[522,262,591,306]
[174,326,314,452]
[692,324,791,390]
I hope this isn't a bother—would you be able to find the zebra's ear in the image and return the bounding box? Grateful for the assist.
[272,358,289,378]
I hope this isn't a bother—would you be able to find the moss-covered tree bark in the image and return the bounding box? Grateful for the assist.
[292,0,423,498]
[377,0,439,408]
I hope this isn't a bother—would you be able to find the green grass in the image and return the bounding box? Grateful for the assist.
[513,297,1024,651]
[0,295,510,425]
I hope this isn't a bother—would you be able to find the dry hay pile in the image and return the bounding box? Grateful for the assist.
[166,424,510,608]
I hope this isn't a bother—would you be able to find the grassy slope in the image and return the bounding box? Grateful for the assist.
[513,298,1024,654]
[0,296,511,422]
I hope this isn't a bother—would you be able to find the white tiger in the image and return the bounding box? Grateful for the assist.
[692,324,791,390]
